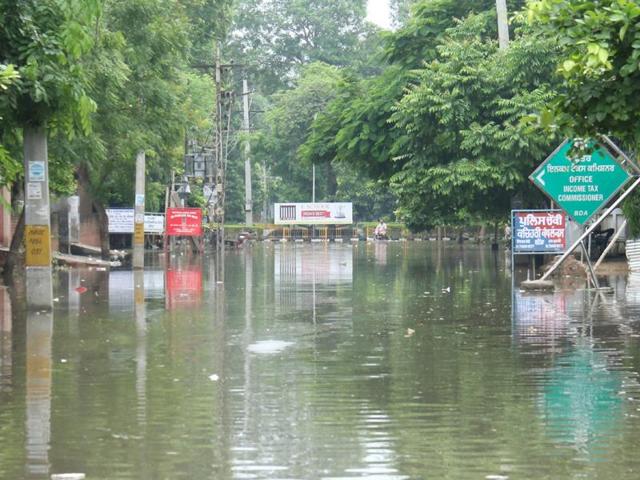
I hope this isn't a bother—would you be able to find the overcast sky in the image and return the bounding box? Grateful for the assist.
[367,0,392,29]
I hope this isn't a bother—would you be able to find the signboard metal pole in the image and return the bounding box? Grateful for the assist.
[580,241,601,289]
[539,176,640,282]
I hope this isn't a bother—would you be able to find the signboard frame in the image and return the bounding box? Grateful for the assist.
[511,209,567,255]
[274,202,353,225]
[165,207,203,237]
[529,138,633,226]
[106,208,166,235]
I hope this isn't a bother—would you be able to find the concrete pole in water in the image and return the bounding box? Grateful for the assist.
[133,151,145,269]
[243,77,253,226]
[496,0,510,50]
[24,126,53,309]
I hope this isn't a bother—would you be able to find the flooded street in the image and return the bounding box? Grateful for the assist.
[2,243,640,479]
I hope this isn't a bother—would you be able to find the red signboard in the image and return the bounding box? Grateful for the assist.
[301,210,331,218]
[166,208,203,237]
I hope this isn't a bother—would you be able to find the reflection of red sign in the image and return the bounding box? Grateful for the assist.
[301,210,330,218]
[166,208,202,236]
[166,267,203,310]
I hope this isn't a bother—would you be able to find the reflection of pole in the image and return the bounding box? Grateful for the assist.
[134,270,146,426]
[24,126,53,308]
[133,151,146,270]
[26,311,53,479]
[242,250,253,432]
[243,77,253,227]
[0,286,12,390]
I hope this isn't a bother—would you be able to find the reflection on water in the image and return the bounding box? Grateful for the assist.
[26,310,53,479]
[0,286,11,392]
[2,245,640,478]
[541,340,623,460]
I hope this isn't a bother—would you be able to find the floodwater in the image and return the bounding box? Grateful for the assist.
[2,243,640,479]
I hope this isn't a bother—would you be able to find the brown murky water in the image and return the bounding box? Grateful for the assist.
[2,243,640,479]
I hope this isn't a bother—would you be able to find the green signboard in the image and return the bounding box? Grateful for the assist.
[530,140,631,225]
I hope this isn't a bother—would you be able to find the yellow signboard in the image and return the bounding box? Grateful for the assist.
[134,222,145,245]
[25,225,52,266]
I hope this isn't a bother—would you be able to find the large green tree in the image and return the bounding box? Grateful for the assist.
[529,0,640,235]
[529,0,640,144]
[227,0,377,93]
[303,2,558,231]
[251,62,345,204]
[388,13,560,230]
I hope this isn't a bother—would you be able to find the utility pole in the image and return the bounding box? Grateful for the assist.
[242,76,253,226]
[214,48,225,283]
[261,161,268,223]
[496,0,509,50]
[133,150,145,269]
[24,125,53,309]
[312,164,316,203]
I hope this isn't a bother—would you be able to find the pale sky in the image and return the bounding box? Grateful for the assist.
[367,0,392,29]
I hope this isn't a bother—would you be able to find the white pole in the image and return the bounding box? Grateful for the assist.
[496,0,509,50]
[243,77,253,226]
[24,125,53,309]
[133,151,145,269]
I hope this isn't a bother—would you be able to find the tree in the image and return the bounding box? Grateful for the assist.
[389,0,419,27]
[303,4,559,231]
[0,64,20,189]
[251,62,345,204]
[388,12,560,230]
[528,0,640,144]
[227,0,375,93]
[302,0,507,184]
[0,0,98,133]
[528,0,640,236]
[0,0,99,273]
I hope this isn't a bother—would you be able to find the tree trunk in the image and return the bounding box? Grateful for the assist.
[94,200,110,260]
[76,164,110,260]
[3,206,25,278]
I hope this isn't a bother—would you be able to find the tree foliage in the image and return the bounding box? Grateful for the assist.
[528,0,640,236]
[302,2,560,230]
[529,0,640,144]
[0,0,99,132]
[227,0,378,93]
